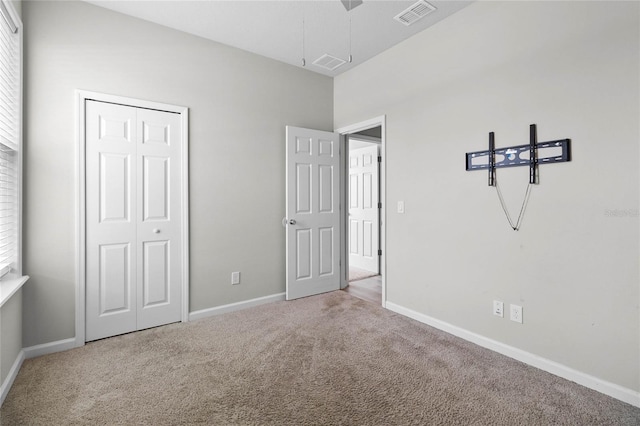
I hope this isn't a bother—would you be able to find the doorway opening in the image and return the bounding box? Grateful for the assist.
[283,118,385,305]
[345,132,381,304]
[336,117,386,307]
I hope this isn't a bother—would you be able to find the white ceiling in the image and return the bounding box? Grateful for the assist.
[85,0,474,77]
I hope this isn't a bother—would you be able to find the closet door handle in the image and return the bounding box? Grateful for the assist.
[153,228,161,234]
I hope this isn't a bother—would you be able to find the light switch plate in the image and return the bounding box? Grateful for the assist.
[493,300,504,317]
[231,272,240,285]
[397,201,405,214]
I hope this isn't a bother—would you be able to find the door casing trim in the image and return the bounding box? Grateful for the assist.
[75,90,190,347]
[336,116,386,307]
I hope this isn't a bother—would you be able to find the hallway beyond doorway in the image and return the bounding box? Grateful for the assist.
[344,270,381,304]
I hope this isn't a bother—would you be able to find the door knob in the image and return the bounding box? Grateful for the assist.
[153,228,160,234]
[282,218,297,227]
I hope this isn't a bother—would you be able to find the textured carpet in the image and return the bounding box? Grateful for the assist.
[2,291,639,425]
[348,266,378,282]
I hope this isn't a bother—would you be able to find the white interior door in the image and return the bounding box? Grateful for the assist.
[136,108,182,330]
[86,100,182,341]
[86,102,137,340]
[348,144,379,273]
[285,126,341,300]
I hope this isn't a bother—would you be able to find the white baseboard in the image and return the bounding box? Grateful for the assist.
[23,337,78,360]
[0,349,24,407]
[2,337,88,407]
[385,301,640,408]
[189,292,286,322]
[23,294,288,359]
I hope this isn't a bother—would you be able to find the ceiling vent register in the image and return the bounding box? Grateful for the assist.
[313,54,347,71]
[394,0,437,26]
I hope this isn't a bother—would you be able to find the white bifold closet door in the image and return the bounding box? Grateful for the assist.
[85,100,182,342]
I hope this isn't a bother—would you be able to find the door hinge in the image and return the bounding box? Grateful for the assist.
[378,249,382,256]
[378,156,382,163]
[378,202,382,209]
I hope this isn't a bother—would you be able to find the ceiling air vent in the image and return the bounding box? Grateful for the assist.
[313,54,347,71]
[394,0,436,26]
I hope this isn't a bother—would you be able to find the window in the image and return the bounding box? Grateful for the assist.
[0,0,22,281]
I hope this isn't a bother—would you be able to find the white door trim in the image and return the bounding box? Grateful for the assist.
[75,90,190,347]
[335,116,386,308]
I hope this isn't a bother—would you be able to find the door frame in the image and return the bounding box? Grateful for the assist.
[74,90,190,347]
[336,116,386,307]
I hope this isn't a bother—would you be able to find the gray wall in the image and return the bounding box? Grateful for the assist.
[22,1,333,347]
[335,1,639,392]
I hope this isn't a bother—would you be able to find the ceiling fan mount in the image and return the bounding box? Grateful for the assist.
[340,0,363,12]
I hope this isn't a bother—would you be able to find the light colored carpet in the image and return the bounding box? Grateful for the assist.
[2,291,639,425]
[348,266,378,282]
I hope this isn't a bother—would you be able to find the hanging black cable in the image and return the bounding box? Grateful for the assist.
[348,16,353,63]
[495,178,533,231]
[301,18,306,67]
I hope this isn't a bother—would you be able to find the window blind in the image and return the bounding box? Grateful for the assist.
[0,0,20,278]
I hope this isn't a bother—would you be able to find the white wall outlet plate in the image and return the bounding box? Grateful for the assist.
[231,271,240,285]
[493,300,504,317]
[397,201,405,213]
[510,304,523,323]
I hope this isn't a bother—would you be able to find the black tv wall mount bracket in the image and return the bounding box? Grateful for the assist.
[465,124,571,230]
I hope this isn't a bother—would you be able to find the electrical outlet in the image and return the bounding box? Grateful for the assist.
[397,201,405,214]
[493,300,504,317]
[510,304,523,324]
[231,272,240,285]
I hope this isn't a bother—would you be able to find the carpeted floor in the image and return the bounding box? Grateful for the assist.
[2,291,639,425]
[348,266,378,282]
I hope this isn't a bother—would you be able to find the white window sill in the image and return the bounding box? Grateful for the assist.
[0,275,29,309]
